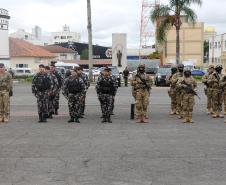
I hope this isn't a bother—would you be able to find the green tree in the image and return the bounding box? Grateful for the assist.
[80,49,89,60]
[151,0,202,64]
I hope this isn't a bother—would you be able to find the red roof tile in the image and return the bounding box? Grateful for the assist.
[41,45,75,53]
[9,37,56,58]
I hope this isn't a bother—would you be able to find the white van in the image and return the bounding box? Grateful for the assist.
[55,61,79,70]
[13,68,34,76]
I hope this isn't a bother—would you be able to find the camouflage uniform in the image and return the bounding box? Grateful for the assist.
[208,65,223,118]
[79,72,90,116]
[171,68,184,118]
[167,67,177,115]
[62,75,86,123]
[32,72,52,122]
[0,72,12,122]
[131,65,153,122]
[96,73,118,123]
[46,71,59,117]
[52,70,63,114]
[110,74,118,115]
[219,75,226,117]
[202,66,214,114]
[178,72,197,123]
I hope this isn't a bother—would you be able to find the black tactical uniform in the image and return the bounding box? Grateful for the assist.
[32,64,52,122]
[96,68,117,123]
[62,69,86,123]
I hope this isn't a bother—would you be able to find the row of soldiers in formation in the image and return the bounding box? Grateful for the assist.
[167,63,226,123]
[31,63,120,123]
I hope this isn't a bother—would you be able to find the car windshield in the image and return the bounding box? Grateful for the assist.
[157,68,171,75]
[146,68,158,74]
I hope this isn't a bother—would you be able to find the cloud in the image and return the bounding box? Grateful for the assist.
[2,0,226,48]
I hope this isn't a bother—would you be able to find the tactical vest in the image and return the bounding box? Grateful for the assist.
[68,77,82,94]
[35,73,51,92]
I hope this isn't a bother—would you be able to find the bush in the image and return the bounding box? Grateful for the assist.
[193,75,202,81]
[25,76,33,82]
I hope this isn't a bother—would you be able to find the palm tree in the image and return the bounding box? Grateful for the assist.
[151,0,202,64]
[87,0,93,81]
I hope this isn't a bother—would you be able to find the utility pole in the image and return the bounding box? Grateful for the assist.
[87,0,93,81]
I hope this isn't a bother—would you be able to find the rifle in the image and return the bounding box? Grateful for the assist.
[181,80,201,99]
[136,74,150,90]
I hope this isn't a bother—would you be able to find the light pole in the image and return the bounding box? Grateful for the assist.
[87,0,93,81]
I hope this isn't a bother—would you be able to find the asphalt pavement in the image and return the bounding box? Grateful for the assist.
[0,83,226,185]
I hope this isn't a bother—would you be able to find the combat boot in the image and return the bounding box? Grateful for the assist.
[188,114,194,123]
[101,116,107,123]
[55,108,58,115]
[74,116,80,123]
[107,115,112,123]
[42,114,47,123]
[38,113,44,123]
[48,113,53,119]
[68,117,74,123]
[183,117,189,123]
[3,116,9,123]
[0,116,3,122]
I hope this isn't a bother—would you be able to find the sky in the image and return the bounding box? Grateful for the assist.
[1,0,226,48]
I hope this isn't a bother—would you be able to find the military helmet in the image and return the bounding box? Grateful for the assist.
[171,66,177,74]
[138,63,145,68]
[208,65,214,69]
[215,64,223,70]
[184,69,191,76]
[177,64,184,69]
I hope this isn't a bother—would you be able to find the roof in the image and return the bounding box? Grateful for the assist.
[41,45,75,53]
[9,37,56,58]
[59,59,112,65]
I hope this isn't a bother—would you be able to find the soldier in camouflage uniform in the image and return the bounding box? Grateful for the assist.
[167,66,178,115]
[0,63,13,123]
[45,66,59,118]
[202,65,214,114]
[171,64,185,119]
[62,69,86,123]
[109,71,118,115]
[178,70,197,123]
[131,63,153,123]
[207,64,224,118]
[219,73,226,121]
[76,67,90,117]
[96,68,118,123]
[32,64,52,123]
[50,63,63,115]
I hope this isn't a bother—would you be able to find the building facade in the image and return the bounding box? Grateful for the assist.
[159,19,204,67]
[209,33,226,68]
[52,25,81,44]
[9,38,56,70]
[0,8,10,67]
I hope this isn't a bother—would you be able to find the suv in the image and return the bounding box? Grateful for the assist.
[154,67,171,86]
[99,66,121,87]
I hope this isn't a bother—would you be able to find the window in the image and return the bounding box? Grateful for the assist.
[210,42,212,49]
[25,70,31,73]
[16,64,28,68]
[218,41,221,48]
[215,42,217,48]
[67,36,72,39]
[61,36,66,39]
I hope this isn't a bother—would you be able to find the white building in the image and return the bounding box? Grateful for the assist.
[10,26,51,46]
[52,25,81,44]
[209,33,226,68]
[0,8,10,67]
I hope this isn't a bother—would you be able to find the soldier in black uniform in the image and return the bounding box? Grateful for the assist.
[32,64,52,122]
[50,63,63,115]
[96,68,117,123]
[76,67,90,117]
[62,69,86,123]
